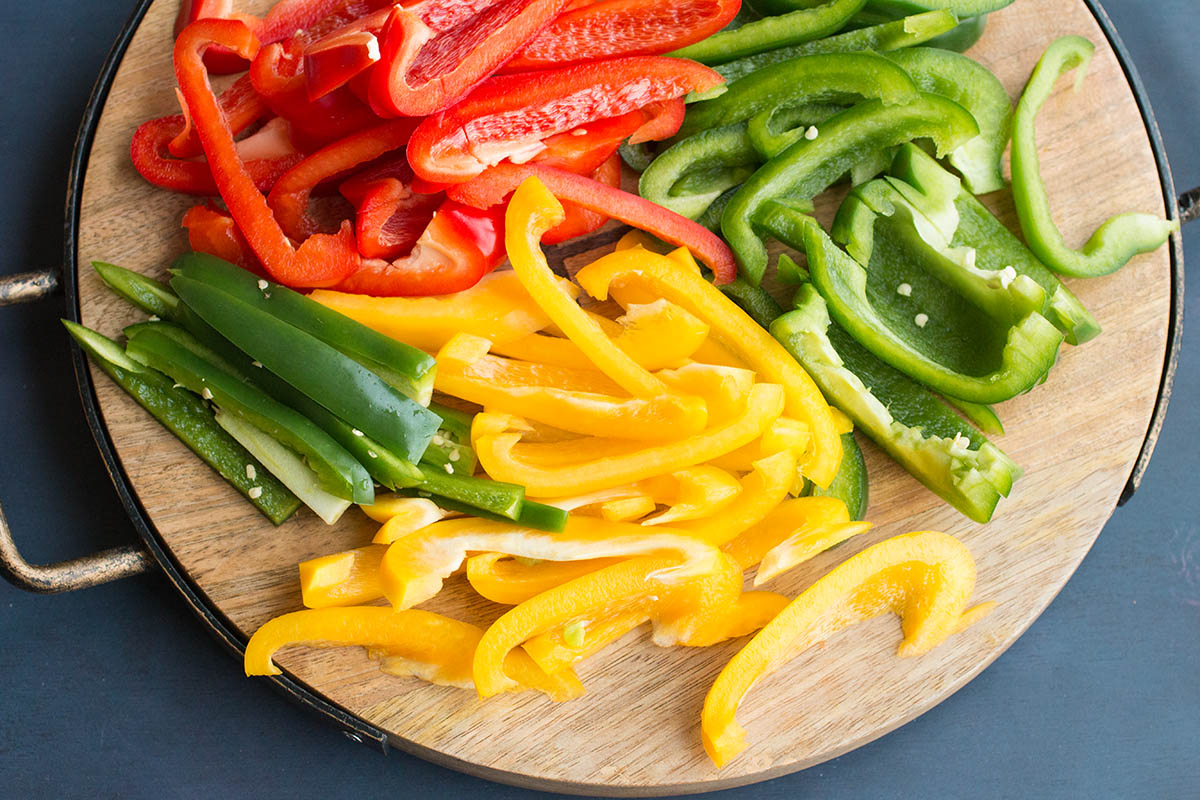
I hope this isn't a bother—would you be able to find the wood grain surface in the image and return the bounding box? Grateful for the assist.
[73,1,1173,794]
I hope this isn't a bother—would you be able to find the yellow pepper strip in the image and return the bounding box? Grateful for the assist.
[599,495,659,522]
[466,553,624,605]
[439,334,623,394]
[379,516,723,610]
[754,521,875,585]
[657,363,755,425]
[309,271,573,352]
[576,249,843,487]
[690,338,753,370]
[830,407,854,435]
[540,483,651,511]
[701,530,979,767]
[672,451,798,548]
[492,300,710,372]
[523,608,649,676]
[359,497,446,540]
[474,552,734,696]
[642,466,741,526]
[435,336,708,441]
[473,382,785,497]
[298,545,387,608]
[507,177,665,398]
[244,607,584,701]
[953,601,997,634]
[722,496,852,570]
[708,417,810,473]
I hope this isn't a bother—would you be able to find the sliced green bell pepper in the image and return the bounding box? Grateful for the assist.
[124,322,374,504]
[745,103,846,160]
[722,92,979,286]
[671,0,868,66]
[64,320,300,525]
[943,396,1003,436]
[772,284,1020,523]
[884,47,1012,194]
[1011,36,1178,278]
[639,123,761,220]
[715,10,957,82]
[92,262,180,319]
[852,1,1001,52]
[811,431,869,520]
[404,486,566,533]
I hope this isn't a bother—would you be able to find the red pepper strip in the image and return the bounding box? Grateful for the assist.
[527,98,687,176]
[629,97,686,144]
[303,7,392,101]
[401,0,507,32]
[176,19,361,287]
[256,0,392,44]
[505,0,741,71]
[267,119,419,241]
[130,113,304,196]
[334,200,506,296]
[250,37,382,153]
[175,0,262,74]
[541,153,621,245]
[168,74,266,159]
[407,56,724,183]
[448,163,738,283]
[343,178,444,260]
[367,0,568,119]
[181,203,266,277]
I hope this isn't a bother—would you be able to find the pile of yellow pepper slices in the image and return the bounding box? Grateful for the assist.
[245,177,992,768]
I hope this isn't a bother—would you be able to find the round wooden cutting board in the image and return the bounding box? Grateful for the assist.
[71,0,1176,795]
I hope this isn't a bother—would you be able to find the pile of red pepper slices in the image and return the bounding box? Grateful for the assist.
[132,0,742,295]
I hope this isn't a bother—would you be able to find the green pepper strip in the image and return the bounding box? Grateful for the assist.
[942,396,1003,436]
[1011,36,1178,278]
[93,262,180,319]
[722,92,979,286]
[772,284,1019,523]
[746,103,846,161]
[172,253,436,404]
[125,322,374,503]
[792,208,1064,404]
[884,47,1012,195]
[851,1,999,53]
[640,123,761,220]
[671,0,869,66]
[403,486,567,533]
[64,321,300,525]
[171,276,441,464]
[677,51,920,140]
[715,10,957,82]
[811,431,869,521]
[413,466,526,521]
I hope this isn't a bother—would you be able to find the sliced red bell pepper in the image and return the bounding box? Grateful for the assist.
[175,0,261,74]
[175,19,360,287]
[407,56,724,184]
[541,153,621,245]
[526,98,684,177]
[256,0,392,44]
[401,0,509,31]
[267,119,419,241]
[629,97,686,144]
[182,203,266,276]
[342,177,444,260]
[303,7,392,101]
[334,200,506,296]
[167,73,265,159]
[250,36,382,153]
[448,162,737,282]
[504,0,742,71]
[367,0,569,118]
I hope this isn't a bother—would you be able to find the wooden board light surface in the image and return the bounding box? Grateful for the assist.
[73,0,1173,794]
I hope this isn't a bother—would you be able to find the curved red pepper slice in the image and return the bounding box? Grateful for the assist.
[250,37,381,153]
[167,73,266,159]
[505,0,742,71]
[342,177,444,260]
[182,203,265,276]
[267,119,419,241]
[175,0,262,74]
[303,6,393,101]
[407,56,724,184]
[528,98,686,176]
[334,200,506,296]
[629,97,686,144]
[367,0,568,118]
[175,19,360,287]
[541,153,622,245]
[448,162,737,283]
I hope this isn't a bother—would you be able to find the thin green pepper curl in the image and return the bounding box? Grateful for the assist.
[1011,35,1178,278]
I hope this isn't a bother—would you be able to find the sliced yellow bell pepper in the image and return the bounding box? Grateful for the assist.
[298,544,386,608]
[435,335,708,441]
[754,520,874,585]
[466,552,623,605]
[598,495,659,522]
[830,407,854,435]
[576,249,842,487]
[379,516,723,610]
[672,451,798,548]
[642,466,741,526]
[657,363,755,425]
[507,177,664,398]
[701,530,979,767]
[723,496,853,570]
[708,417,810,473]
[359,496,445,539]
[690,337,753,370]
[522,608,648,675]
[492,300,710,372]
[243,606,584,701]
[473,382,785,497]
[309,271,572,352]
[438,334,622,394]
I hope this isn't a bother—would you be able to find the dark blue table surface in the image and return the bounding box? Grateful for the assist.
[2,2,1197,797]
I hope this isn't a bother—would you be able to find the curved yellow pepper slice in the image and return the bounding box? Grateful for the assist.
[473,382,785,497]
[466,553,624,605]
[702,530,979,767]
[575,248,842,487]
[673,451,798,547]
[657,363,755,425]
[492,300,710,372]
[708,417,811,473]
[360,497,446,542]
[298,544,387,609]
[723,496,853,570]
[243,607,584,701]
[435,335,708,441]
[439,335,623,394]
[755,520,874,585]
[642,466,741,526]
[379,516,723,610]
[309,271,572,353]
[598,495,659,522]
[507,177,664,398]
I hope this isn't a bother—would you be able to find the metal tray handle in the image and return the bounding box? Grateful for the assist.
[0,267,153,593]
